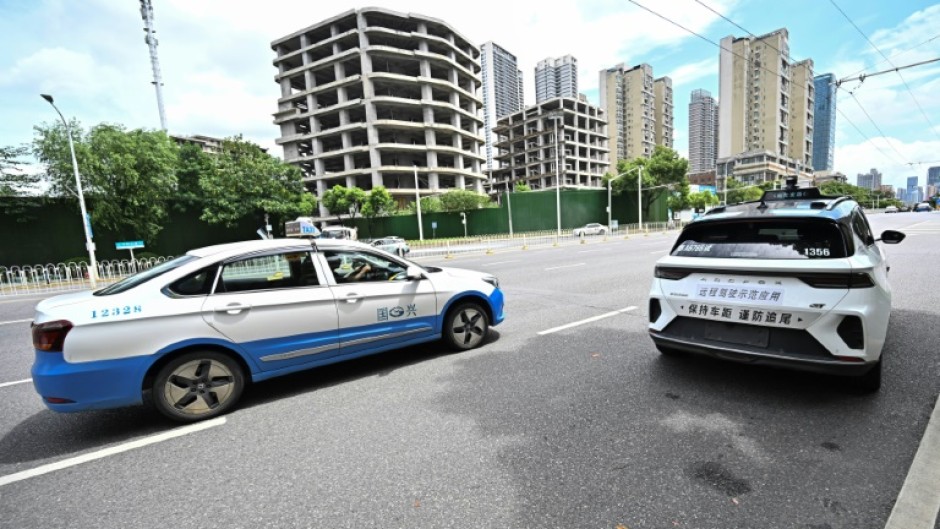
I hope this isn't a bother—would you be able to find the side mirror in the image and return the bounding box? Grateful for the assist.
[877,230,905,244]
[406,265,426,280]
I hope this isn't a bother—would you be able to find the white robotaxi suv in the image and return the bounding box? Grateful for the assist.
[648,183,905,391]
[31,238,504,421]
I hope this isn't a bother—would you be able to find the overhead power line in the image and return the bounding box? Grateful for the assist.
[836,56,940,85]
[828,0,940,142]
[844,33,940,79]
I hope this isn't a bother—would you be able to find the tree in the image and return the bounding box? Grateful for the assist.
[399,196,442,215]
[360,186,396,236]
[200,136,310,228]
[688,190,720,211]
[610,145,689,219]
[320,184,367,224]
[32,121,178,240]
[175,142,215,211]
[1,145,40,196]
[439,189,491,212]
[723,178,767,204]
[1,144,45,221]
[514,182,531,192]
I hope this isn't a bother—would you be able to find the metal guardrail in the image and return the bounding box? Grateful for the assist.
[0,257,172,297]
[408,222,683,259]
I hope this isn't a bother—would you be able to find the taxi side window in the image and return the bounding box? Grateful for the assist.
[167,266,218,296]
[323,249,406,283]
[217,251,320,293]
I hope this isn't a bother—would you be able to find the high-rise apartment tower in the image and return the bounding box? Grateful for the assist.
[481,41,524,174]
[812,73,836,171]
[599,63,674,162]
[717,29,815,183]
[535,55,578,103]
[689,89,719,173]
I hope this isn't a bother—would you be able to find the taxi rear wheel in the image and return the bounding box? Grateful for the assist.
[444,302,489,351]
[850,358,882,392]
[152,351,245,422]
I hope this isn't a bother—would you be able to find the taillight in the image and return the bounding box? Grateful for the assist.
[655,266,691,280]
[31,320,73,352]
[798,272,875,289]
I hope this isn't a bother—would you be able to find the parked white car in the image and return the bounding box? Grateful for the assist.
[572,223,608,237]
[649,185,905,391]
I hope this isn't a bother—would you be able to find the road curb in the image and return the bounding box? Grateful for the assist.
[884,392,940,529]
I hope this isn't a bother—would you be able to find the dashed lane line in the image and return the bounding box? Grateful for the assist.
[537,306,637,335]
[0,318,32,326]
[0,378,32,389]
[545,263,586,271]
[0,417,227,488]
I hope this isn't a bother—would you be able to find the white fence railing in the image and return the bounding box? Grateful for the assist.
[2,223,683,296]
[0,257,173,297]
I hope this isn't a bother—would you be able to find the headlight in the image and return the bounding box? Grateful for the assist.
[482,276,500,289]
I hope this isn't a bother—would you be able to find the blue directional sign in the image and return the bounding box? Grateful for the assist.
[115,240,145,250]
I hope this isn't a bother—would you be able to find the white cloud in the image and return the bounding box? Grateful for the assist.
[869,4,940,65]
[666,58,717,88]
[834,137,940,191]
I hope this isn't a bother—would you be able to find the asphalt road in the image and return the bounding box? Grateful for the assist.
[0,212,938,529]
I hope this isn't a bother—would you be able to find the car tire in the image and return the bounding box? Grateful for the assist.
[443,302,489,351]
[850,359,881,392]
[600,229,607,235]
[152,351,245,422]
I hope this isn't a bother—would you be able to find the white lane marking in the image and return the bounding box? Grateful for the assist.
[0,378,32,389]
[884,393,940,529]
[537,306,637,335]
[650,250,669,254]
[545,263,586,271]
[487,260,520,265]
[0,318,32,326]
[577,249,601,253]
[0,417,227,487]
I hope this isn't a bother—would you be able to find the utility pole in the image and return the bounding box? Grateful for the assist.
[140,0,168,131]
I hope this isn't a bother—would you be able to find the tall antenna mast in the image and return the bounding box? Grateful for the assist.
[140,0,168,131]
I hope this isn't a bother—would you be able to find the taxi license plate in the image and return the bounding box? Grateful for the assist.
[704,321,769,348]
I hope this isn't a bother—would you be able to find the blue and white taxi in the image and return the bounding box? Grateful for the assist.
[31,238,504,421]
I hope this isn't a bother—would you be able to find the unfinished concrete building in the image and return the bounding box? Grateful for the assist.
[271,8,486,214]
[491,97,609,191]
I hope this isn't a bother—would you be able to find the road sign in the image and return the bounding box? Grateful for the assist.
[115,240,145,250]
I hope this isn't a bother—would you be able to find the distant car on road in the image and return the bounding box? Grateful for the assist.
[572,223,608,237]
[913,203,932,212]
[371,237,410,256]
[899,205,911,212]
[884,205,898,213]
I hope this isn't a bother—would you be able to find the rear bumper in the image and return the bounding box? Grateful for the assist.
[31,351,148,412]
[649,331,876,376]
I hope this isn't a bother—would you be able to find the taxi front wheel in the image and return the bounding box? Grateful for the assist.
[152,351,245,422]
[444,302,489,351]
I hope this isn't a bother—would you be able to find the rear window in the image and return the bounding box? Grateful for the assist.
[672,220,848,259]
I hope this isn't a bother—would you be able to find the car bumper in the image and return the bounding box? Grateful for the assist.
[31,351,149,412]
[649,330,876,376]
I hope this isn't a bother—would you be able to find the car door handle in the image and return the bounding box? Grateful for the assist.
[344,293,363,303]
[215,303,251,315]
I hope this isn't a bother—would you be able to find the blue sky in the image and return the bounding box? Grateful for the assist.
[1,0,938,191]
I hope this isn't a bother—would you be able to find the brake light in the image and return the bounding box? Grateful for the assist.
[798,273,875,289]
[31,320,73,352]
[655,267,691,280]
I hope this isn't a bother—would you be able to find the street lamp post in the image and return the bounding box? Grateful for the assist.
[40,94,99,288]
[611,166,643,232]
[553,115,563,236]
[413,165,424,241]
